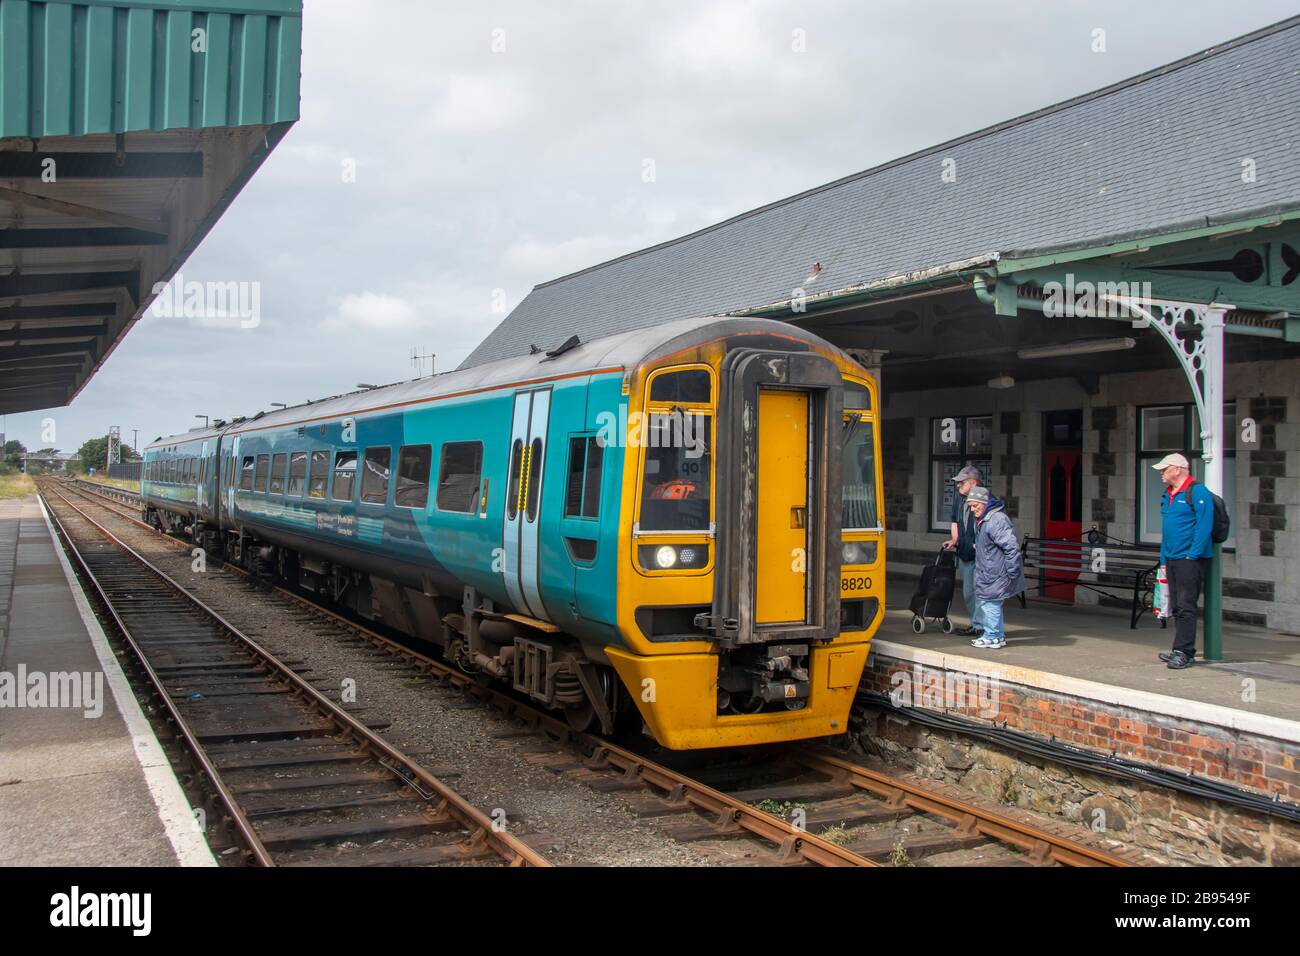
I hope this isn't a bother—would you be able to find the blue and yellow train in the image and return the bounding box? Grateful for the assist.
[142,316,884,749]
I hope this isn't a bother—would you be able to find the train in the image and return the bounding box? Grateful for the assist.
[141,315,885,749]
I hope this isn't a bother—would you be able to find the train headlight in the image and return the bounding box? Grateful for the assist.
[655,545,678,569]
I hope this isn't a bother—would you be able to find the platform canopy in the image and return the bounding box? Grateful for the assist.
[0,0,302,415]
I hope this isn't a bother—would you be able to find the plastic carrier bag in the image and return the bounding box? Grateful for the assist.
[1152,565,1170,619]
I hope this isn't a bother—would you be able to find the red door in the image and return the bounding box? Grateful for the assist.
[1041,449,1083,601]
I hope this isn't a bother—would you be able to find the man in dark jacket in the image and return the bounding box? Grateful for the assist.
[1153,453,1215,670]
[965,485,1025,650]
[943,465,985,637]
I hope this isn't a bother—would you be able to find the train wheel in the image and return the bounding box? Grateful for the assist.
[911,616,925,634]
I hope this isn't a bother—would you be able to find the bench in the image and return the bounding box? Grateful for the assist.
[1018,529,1162,629]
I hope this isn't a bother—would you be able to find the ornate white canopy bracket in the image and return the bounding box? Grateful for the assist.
[1100,296,1231,496]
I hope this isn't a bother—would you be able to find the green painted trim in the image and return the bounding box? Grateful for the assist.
[0,0,302,137]
[996,210,1300,274]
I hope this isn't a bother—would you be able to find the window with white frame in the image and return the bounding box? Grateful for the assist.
[1137,402,1236,549]
[929,414,993,532]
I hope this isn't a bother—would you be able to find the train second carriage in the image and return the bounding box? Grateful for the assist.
[141,316,885,750]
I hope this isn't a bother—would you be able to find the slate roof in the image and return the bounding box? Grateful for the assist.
[462,15,1300,369]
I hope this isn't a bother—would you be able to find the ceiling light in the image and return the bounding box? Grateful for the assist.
[1017,338,1136,360]
[987,375,1015,389]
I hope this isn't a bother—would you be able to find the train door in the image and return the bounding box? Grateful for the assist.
[755,389,811,625]
[502,388,552,618]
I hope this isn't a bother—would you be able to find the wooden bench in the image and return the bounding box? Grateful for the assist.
[1018,530,1161,629]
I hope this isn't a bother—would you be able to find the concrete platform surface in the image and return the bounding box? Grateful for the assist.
[882,575,1300,730]
[0,495,212,866]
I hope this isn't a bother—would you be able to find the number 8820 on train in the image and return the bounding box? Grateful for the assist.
[142,317,885,749]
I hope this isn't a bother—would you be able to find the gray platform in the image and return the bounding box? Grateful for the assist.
[0,495,202,866]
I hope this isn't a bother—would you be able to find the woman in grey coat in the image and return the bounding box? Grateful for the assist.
[964,485,1025,649]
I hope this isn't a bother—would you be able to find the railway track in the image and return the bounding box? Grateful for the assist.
[40,480,548,867]
[48,478,1135,867]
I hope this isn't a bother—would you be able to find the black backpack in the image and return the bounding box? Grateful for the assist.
[1185,483,1230,544]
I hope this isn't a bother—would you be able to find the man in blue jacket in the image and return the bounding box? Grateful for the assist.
[964,485,1025,650]
[1153,453,1215,670]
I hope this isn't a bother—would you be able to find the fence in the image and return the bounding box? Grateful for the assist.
[108,462,142,480]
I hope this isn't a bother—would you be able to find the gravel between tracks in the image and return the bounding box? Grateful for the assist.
[52,491,712,867]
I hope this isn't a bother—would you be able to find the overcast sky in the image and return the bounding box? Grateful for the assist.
[4,0,1297,455]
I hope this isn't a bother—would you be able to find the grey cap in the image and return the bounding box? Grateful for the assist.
[966,485,991,504]
[951,465,983,484]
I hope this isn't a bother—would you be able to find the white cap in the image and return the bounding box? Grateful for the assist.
[1152,452,1189,471]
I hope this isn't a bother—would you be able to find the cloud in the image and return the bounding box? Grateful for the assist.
[329,292,419,331]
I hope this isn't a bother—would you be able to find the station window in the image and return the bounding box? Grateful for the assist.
[360,447,391,504]
[308,451,330,499]
[394,445,432,509]
[239,456,254,491]
[437,441,484,513]
[929,415,992,532]
[269,454,287,494]
[254,455,270,493]
[331,451,358,501]
[1137,402,1236,549]
[564,436,603,519]
[287,452,308,496]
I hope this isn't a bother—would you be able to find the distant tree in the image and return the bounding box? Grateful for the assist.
[77,436,110,471]
[2,439,25,468]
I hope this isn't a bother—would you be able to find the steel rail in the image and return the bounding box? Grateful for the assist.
[40,481,550,868]
[59,478,1130,867]
[795,750,1131,866]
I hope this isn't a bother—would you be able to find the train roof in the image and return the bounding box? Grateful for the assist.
[147,315,845,448]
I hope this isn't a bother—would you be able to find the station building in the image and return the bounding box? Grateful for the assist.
[464,16,1300,837]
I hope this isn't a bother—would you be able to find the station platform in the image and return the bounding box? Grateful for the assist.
[0,495,212,866]
[865,576,1300,805]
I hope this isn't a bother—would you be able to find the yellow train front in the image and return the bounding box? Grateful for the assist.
[605,318,884,749]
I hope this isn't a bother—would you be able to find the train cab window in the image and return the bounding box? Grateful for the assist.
[394,445,432,509]
[287,452,308,496]
[239,456,254,491]
[436,442,483,513]
[564,436,603,519]
[843,380,872,411]
[254,455,270,493]
[331,451,358,501]
[842,417,879,530]
[650,369,712,404]
[269,454,287,494]
[525,438,543,522]
[360,447,391,504]
[506,439,523,520]
[638,412,712,531]
[308,451,330,498]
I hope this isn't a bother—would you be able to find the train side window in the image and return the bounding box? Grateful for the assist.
[437,441,483,513]
[199,457,206,484]
[360,447,391,504]
[525,437,543,522]
[506,439,523,520]
[239,457,254,491]
[287,452,308,496]
[254,455,270,493]
[395,444,432,509]
[564,436,603,519]
[308,451,330,498]
[331,451,358,501]
[269,454,287,494]
[649,368,712,404]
